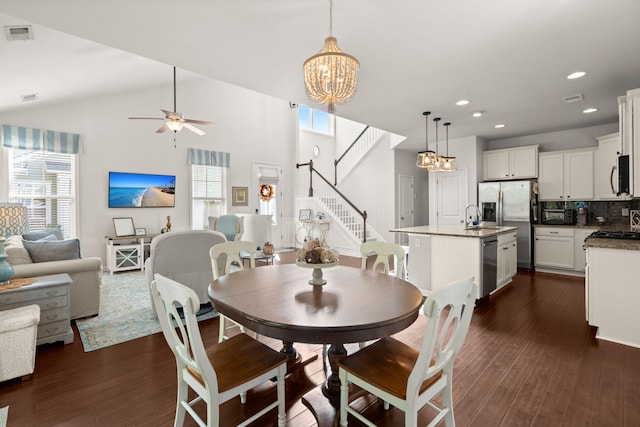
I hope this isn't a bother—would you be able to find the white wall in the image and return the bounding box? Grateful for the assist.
[394,150,429,227]
[0,76,297,262]
[486,122,617,152]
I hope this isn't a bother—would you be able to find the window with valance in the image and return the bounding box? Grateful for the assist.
[188,148,230,230]
[2,125,81,237]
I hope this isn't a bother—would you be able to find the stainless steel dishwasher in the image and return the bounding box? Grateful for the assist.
[481,236,498,298]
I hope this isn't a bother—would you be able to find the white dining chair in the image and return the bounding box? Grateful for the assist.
[150,273,287,427]
[338,276,478,427]
[209,241,258,343]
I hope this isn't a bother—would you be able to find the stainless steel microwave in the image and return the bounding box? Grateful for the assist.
[541,209,575,225]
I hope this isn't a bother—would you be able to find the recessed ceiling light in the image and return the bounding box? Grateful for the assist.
[494,124,506,129]
[472,111,483,118]
[583,107,599,114]
[567,71,586,80]
[456,99,470,106]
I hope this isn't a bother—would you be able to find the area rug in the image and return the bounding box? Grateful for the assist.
[0,406,7,427]
[76,271,218,352]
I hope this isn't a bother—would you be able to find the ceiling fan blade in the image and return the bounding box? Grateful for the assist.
[156,123,170,133]
[184,118,214,126]
[183,123,206,136]
[129,117,165,120]
[161,109,183,120]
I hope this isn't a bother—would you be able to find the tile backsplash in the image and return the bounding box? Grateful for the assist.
[540,200,640,230]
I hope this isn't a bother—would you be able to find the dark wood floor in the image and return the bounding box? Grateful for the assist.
[1,252,639,426]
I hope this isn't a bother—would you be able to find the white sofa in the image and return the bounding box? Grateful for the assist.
[0,304,40,382]
[5,236,102,320]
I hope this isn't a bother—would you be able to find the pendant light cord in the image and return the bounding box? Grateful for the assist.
[444,122,451,156]
[434,117,441,155]
[423,111,431,150]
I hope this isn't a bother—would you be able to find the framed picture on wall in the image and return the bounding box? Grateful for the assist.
[232,187,248,206]
[299,209,312,221]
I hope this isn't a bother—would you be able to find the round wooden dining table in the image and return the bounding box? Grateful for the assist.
[208,263,424,426]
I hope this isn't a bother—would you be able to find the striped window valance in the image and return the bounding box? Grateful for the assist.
[2,125,81,154]
[187,148,230,168]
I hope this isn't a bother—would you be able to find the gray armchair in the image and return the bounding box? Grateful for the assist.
[208,215,244,241]
[145,230,226,312]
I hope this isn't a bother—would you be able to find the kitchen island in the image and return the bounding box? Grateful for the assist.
[391,225,518,298]
[584,235,640,348]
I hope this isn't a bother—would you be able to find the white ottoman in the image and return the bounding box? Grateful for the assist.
[0,304,40,382]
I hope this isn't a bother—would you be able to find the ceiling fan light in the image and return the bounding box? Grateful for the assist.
[166,121,184,132]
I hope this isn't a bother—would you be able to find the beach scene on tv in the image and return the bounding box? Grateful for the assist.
[109,172,175,208]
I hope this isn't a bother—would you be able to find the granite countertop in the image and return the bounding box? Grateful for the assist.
[390,225,518,238]
[584,237,640,251]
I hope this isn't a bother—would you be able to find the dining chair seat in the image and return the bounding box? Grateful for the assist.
[338,337,442,400]
[339,276,478,427]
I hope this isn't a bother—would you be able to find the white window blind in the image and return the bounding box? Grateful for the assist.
[7,148,76,237]
[191,164,225,230]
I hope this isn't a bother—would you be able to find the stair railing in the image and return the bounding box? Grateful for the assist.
[334,125,369,185]
[296,159,368,242]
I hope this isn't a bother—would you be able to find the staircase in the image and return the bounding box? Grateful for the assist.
[317,195,377,242]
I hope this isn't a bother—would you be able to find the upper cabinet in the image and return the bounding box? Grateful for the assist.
[538,148,595,201]
[619,88,640,197]
[483,145,538,181]
[596,132,627,200]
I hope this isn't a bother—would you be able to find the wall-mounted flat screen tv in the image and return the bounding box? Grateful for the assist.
[109,171,175,208]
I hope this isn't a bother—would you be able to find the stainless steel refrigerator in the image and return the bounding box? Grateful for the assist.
[478,180,537,269]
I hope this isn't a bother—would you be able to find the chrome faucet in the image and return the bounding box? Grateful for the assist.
[464,204,480,228]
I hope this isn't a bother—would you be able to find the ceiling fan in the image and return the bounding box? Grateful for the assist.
[129,66,214,136]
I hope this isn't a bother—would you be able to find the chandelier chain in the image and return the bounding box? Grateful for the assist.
[329,0,333,36]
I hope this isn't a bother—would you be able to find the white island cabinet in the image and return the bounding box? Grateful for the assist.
[391,225,518,298]
[585,239,640,348]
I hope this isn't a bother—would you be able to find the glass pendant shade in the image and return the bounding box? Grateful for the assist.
[303,1,359,113]
[441,157,457,171]
[441,122,457,171]
[416,150,436,168]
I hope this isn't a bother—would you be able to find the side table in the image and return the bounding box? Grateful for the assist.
[240,251,275,268]
[0,274,74,345]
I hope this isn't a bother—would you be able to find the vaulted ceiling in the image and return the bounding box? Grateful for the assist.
[1,0,639,151]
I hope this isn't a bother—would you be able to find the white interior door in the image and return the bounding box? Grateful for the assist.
[254,162,282,248]
[397,174,414,245]
[436,169,468,226]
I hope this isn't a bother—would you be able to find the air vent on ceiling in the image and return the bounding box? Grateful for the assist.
[563,94,584,104]
[5,25,34,41]
[21,93,38,102]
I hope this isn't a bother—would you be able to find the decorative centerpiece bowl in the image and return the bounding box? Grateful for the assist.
[296,261,338,286]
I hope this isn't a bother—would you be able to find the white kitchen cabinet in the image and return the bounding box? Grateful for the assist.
[534,227,574,270]
[619,88,640,197]
[483,145,538,181]
[497,230,517,289]
[573,228,598,272]
[586,246,640,348]
[596,133,624,200]
[538,149,595,201]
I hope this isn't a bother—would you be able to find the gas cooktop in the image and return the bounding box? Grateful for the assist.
[589,230,640,240]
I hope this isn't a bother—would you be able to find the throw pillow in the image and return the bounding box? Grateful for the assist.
[22,227,64,241]
[23,239,81,263]
[4,235,33,265]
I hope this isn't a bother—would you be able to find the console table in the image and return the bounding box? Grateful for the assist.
[0,274,74,345]
[105,234,158,275]
[295,220,331,247]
